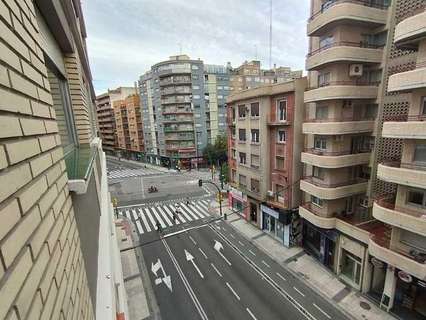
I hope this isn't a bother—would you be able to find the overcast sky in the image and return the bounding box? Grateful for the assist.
[82,0,309,95]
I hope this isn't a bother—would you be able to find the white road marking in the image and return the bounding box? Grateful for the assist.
[276,272,287,281]
[238,240,244,246]
[262,260,271,268]
[293,286,306,297]
[198,248,208,259]
[313,303,331,319]
[226,282,240,301]
[193,203,209,218]
[141,176,145,198]
[181,203,202,219]
[164,205,184,223]
[185,249,204,279]
[246,308,258,320]
[175,204,192,221]
[230,234,235,239]
[136,220,144,234]
[138,208,151,232]
[150,207,167,228]
[156,206,173,226]
[132,209,139,220]
[189,235,197,245]
[249,250,256,256]
[125,210,131,220]
[210,263,223,277]
[143,207,157,230]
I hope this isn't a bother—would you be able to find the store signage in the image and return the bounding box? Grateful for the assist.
[261,204,279,219]
[398,271,412,283]
[230,187,244,201]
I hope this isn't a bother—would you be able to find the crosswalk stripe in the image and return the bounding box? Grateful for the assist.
[151,207,168,228]
[157,206,174,226]
[125,210,131,220]
[164,205,185,223]
[198,200,209,210]
[181,203,204,219]
[170,204,192,221]
[132,209,138,220]
[138,208,151,232]
[143,207,157,230]
[193,203,209,218]
[136,220,144,234]
[180,203,199,220]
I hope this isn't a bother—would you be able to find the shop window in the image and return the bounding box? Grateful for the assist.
[407,189,425,207]
[341,250,362,287]
[251,129,259,143]
[250,203,257,222]
[275,156,285,170]
[238,104,246,118]
[251,102,259,117]
[239,152,246,165]
[313,166,325,180]
[277,99,287,121]
[277,130,286,143]
[311,195,323,207]
[239,129,246,142]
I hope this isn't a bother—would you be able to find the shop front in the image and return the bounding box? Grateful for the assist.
[261,205,297,247]
[302,221,338,271]
[392,270,426,319]
[228,187,248,220]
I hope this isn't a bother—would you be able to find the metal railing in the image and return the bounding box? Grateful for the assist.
[307,80,380,91]
[309,0,388,21]
[302,176,368,188]
[383,114,426,122]
[304,115,375,122]
[307,41,382,57]
[381,161,426,172]
[304,148,371,156]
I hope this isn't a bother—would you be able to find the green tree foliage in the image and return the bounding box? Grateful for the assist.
[202,134,228,165]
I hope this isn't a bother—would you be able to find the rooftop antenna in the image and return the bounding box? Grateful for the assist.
[269,0,273,69]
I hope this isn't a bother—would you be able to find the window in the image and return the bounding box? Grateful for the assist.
[316,106,328,120]
[232,149,236,159]
[239,129,246,142]
[193,95,200,99]
[422,97,426,115]
[318,72,330,87]
[231,127,236,138]
[314,136,327,150]
[319,35,334,49]
[251,154,260,168]
[251,129,259,143]
[276,156,285,170]
[251,102,259,117]
[239,174,247,187]
[311,195,323,207]
[238,104,246,118]
[231,169,236,182]
[414,143,426,163]
[239,152,246,164]
[407,189,425,207]
[277,130,286,143]
[313,166,325,179]
[277,100,287,121]
[251,179,260,193]
[193,85,200,90]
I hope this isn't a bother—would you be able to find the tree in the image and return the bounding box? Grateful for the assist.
[202,134,228,165]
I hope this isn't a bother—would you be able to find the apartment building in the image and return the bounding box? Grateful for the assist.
[113,94,144,158]
[0,1,126,320]
[229,60,303,92]
[95,87,136,154]
[301,0,426,318]
[227,78,306,247]
[139,55,229,168]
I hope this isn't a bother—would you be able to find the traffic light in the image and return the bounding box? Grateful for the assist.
[198,179,203,187]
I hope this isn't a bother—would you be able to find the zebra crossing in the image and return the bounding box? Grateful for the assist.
[118,199,211,234]
[107,168,161,180]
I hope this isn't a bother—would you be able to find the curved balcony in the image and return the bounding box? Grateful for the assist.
[307,0,388,37]
[377,161,426,189]
[373,196,426,236]
[382,114,426,139]
[303,117,375,135]
[304,81,379,103]
[299,203,336,229]
[301,148,371,168]
[394,8,426,48]
[300,176,368,200]
[387,62,426,92]
[306,42,383,70]
[369,229,426,281]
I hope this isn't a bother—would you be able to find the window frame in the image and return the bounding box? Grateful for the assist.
[239,152,247,165]
[238,129,246,142]
[238,104,246,118]
[250,102,260,118]
[275,156,285,170]
[407,188,426,208]
[277,99,287,122]
[277,130,286,143]
[311,195,323,208]
[251,129,260,143]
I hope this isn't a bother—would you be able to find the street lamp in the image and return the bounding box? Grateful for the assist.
[198,179,226,220]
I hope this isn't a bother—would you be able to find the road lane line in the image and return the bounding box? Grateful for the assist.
[210,263,223,277]
[226,282,240,301]
[293,287,306,297]
[132,209,139,220]
[189,235,197,245]
[150,207,167,228]
[138,208,151,232]
[246,308,258,320]
[313,303,331,319]
[141,176,145,198]
[198,248,208,259]
[262,260,271,268]
[276,272,287,281]
[230,234,235,239]
[238,240,244,246]
[135,220,144,234]
[249,250,256,256]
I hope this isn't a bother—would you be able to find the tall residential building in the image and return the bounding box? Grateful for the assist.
[139,55,229,167]
[227,78,307,246]
[0,1,126,320]
[113,94,144,158]
[95,87,136,154]
[228,60,303,92]
[300,0,425,318]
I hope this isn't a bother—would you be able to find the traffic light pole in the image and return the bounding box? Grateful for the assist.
[198,179,226,220]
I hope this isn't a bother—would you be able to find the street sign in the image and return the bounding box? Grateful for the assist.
[151,259,172,292]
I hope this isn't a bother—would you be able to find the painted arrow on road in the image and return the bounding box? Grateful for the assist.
[185,249,204,279]
[214,240,232,266]
[151,259,173,292]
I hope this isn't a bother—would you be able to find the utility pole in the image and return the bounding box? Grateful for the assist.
[198,179,226,220]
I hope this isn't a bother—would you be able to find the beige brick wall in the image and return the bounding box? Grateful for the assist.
[0,1,95,320]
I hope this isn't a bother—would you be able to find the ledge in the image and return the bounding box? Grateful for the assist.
[394,10,426,47]
[304,85,378,103]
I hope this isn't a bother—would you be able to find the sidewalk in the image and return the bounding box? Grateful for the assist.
[209,200,397,320]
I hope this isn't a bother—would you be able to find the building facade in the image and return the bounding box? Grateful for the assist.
[227,78,306,247]
[95,87,136,154]
[0,1,126,320]
[113,94,144,159]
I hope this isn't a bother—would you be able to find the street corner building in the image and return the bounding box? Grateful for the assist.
[226,78,307,247]
[0,1,126,320]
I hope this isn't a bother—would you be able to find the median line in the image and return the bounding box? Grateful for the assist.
[238,240,244,246]
[226,282,241,301]
[198,247,208,259]
[276,272,287,281]
[189,235,197,245]
[249,249,256,256]
[211,263,223,278]
[293,286,306,297]
[262,260,271,268]
[313,303,331,319]
[246,307,258,320]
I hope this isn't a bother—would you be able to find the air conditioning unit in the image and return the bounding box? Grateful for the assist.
[360,197,369,208]
[334,135,344,142]
[349,64,363,77]
[267,190,274,197]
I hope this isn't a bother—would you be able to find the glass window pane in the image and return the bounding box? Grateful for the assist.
[414,144,426,163]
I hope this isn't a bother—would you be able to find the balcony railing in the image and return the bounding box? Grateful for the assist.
[383,114,426,122]
[307,80,380,91]
[304,148,371,156]
[304,115,375,122]
[381,161,426,172]
[375,194,426,219]
[303,176,368,188]
[308,0,388,21]
[307,41,382,57]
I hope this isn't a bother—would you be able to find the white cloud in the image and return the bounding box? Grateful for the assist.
[82,0,309,94]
